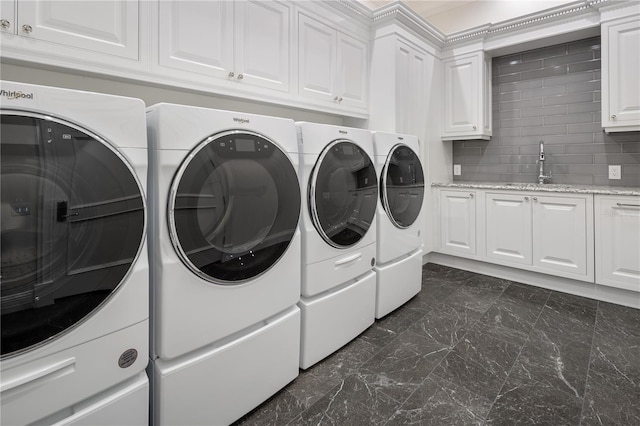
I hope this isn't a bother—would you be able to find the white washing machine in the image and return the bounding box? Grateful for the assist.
[0,81,149,425]
[297,122,378,369]
[372,131,425,318]
[146,103,301,425]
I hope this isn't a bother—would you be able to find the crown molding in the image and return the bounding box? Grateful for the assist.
[370,1,446,47]
[349,0,638,52]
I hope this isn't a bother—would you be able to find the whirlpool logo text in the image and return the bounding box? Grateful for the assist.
[233,117,250,124]
[0,89,34,100]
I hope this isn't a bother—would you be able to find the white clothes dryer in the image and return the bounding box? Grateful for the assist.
[0,81,149,425]
[372,132,425,318]
[146,103,301,425]
[297,122,378,369]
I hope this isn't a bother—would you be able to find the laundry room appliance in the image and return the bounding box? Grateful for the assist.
[297,122,378,369]
[0,81,149,425]
[146,103,302,425]
[372,131,425,318]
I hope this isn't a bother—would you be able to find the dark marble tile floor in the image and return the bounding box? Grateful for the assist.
[235,263,640,425]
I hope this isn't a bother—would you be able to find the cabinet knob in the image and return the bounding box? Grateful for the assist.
[338,97,343,102]
[533,197,538,201]
[473,125,477,130]
[228,71,235,78]
[333,96,339,101]
[469,193,474,198]
[0,19,10,29]
[21,24,33,33]
[611,114,616,120]
[524,196,529,201]
[237,73,243,80]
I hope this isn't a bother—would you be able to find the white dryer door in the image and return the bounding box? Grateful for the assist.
[310,140,378,248]
[381,144,424,228]
[168,130,300,284]
[0,112,146,358]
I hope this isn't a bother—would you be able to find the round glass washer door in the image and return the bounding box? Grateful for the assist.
[168,130,301,284]
[0,111,146,358]
[310,140,378,248]
[381,144,425,228]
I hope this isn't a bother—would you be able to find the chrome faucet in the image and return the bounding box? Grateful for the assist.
[538,140,552,184]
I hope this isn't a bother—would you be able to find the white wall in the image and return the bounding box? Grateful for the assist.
[0,63,345,125]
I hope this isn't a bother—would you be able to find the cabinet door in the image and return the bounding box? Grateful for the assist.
[298,14,335,102]
[443,54,479,135]
[158,1,233,78]
[602,18,640,129]
[336,32,367,108]
[532,195,588,277]
[0,0,16,34]
[485,193,532,265]
[440,190,476,256]
[596,197,640,291]
[235,0,290,92]
[396,40,426,136]
[17,0,138,59]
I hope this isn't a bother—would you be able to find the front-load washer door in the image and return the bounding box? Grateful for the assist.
[0,112,145,358]
[169,131,300,284]
[310,140,378,248]
[381,144,424,228]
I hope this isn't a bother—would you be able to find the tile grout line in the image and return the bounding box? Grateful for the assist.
[577,299,600,426]
[482,288,554,424]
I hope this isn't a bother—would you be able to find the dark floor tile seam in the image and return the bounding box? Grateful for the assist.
[577,300,601,426]
[483,288,554,421]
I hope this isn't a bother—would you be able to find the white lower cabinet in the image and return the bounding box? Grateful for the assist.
[595,195,640,291]
[532,195,590,277]
[485,193,532,265]
[439,190,477,257]
[485,192,593,281]
[438,189,594,282]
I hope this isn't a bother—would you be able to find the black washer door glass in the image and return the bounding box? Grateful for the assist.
[0,112,145,358]
[170,131,300,284]
[311,140,378,247]
[382,144,424,228]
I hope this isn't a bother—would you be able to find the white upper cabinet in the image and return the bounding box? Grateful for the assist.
[158,0,291,92]
[298,13,368,111]
[602,14,640,132]
[595,196,640,292]
[14,0,139,59]
[442,51,492,140]
[0,0,16,34]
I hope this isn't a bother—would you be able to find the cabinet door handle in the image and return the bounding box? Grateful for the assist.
[0,19,10,29]
[611,114,617,120]
[333,96,339,101]
[237,73,243,80]
[228,71,235,78]
[533,197,538,201]
[524,196,529,201]
[472,125,477,130]
[617,202,640,208]
[338,97,343,102]
[469,193,474,198]
[21,24,33,33]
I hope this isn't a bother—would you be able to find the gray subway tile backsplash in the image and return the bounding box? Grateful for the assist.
[452,36,640,187]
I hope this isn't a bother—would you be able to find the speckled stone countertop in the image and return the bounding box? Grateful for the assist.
[432,182,640,196]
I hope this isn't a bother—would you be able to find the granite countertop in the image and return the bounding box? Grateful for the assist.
[431,182,640,196]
